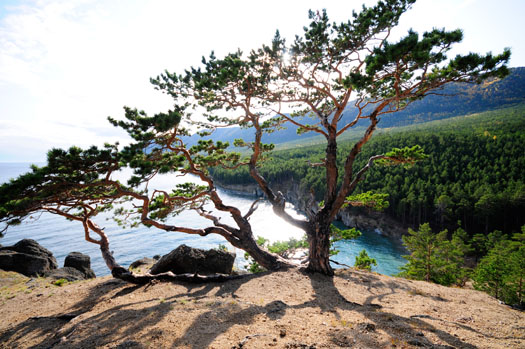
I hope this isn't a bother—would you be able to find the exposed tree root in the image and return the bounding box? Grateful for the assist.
[110,266,252,285]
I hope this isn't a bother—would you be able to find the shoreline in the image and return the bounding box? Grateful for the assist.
[214,179,408,240]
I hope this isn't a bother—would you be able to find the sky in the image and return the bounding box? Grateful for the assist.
[0,0,524,162]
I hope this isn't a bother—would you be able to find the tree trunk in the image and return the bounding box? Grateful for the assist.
[426,245,431,282]
[99,233,258,284]
[518,275,523,306]
[306,222,333,276]
[232,232,294,271]
[91,218,289,284]
[418,203,422,227]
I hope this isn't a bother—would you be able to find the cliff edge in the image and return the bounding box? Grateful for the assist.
[0,268,523,348]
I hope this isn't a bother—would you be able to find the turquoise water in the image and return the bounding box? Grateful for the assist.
[0,163,406,276]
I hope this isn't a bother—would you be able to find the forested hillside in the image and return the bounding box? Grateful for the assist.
[373,66,525,127]
[211,104,525,236]
[186,67,525,147]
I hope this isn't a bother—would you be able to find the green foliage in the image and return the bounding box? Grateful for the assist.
[211,105,525,236]
[343,191,389,211]
[399,223,466,286]
[330,224,361,256]
[0,144,124,230]
[450,226,472,257]
[52,278,68,287]
[378,145,428,168]
[253,235,308,257]
[268,236,308,256]
[243,252,265,273]
[473,241,512,300]
[330,225,361,242]
[354,249,377,271]
[473,227,525,305]
[433,235,469,286]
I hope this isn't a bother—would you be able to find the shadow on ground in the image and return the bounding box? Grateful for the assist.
[1,269,518,348]
[0,273,263,348]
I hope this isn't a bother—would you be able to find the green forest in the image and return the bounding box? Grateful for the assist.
[211,103,525,305]
[211,103,525,237]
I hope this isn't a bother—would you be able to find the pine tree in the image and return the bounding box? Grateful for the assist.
[0,0,511,280]
[399,223,465,285]
[399,223,445,282]
[433,234,466,286]
[473,227,525,305]
[354,249,377,271]
[504,228,525,306]
[473,240,512,300]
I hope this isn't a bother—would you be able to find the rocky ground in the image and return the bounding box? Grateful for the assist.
[0,268,523,348]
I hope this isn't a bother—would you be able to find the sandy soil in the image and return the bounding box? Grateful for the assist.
[0,268,523,348]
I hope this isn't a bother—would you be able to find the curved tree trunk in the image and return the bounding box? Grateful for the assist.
[86,218,266,284]
[224,227,296,271]
[99,235,254,285]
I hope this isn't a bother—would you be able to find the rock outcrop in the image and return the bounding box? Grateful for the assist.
[129,257,156,270]
[0,239,58,276]
[336,208,407,239]
[47,252,96,281]
[46,267,86,282]
[64,252,96,279]
[150,244,235,275]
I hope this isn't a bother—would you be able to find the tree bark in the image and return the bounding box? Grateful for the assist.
[228,229,295,271]
[306,222,334,276]
[98,232,258,285]
[85,216,277,284]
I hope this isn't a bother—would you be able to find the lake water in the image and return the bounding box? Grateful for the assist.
[0,162,406,276]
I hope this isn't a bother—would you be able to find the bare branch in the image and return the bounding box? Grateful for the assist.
[244,198,262,220]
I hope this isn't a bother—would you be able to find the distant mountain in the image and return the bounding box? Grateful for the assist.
[183,67,525,146]
[375,67,525,127]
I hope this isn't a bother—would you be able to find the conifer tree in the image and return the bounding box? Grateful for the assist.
[354,249,377,271]
[473,240,512,300]
[152,0,509,275]
[399,223,466,285]
[0,0,511,279]
[399,223,444,282]
[475,227,525,305]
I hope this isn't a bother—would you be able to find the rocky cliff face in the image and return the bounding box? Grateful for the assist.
[216,178,408,239]
[336,209,407,239]
[217,182,263,197]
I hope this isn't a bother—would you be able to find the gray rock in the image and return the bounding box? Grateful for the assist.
[150,244,235,275]
[64,252,95,279]
[47,267,86,282]
[0,239,58,276]
[129,257,155,270]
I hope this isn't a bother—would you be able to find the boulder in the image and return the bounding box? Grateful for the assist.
[64,252,96,279]
[150,244,235,275]
[0,239,58,276]
[47,267,86,282]
[129,257,156,270]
